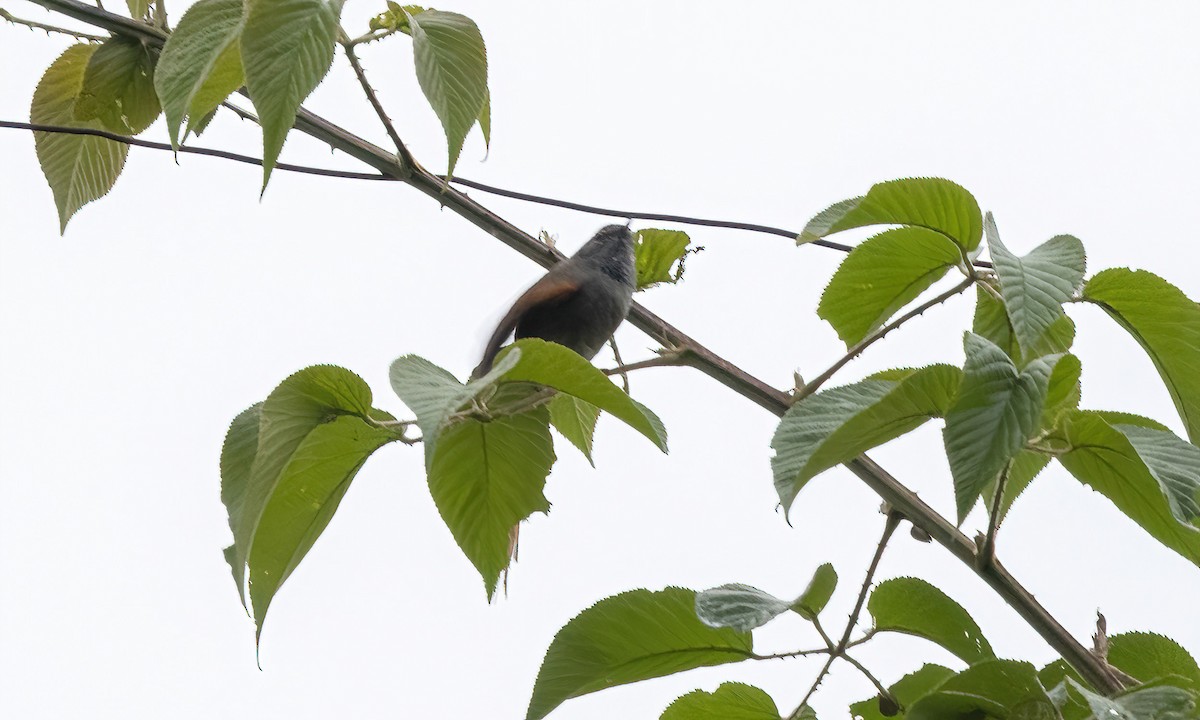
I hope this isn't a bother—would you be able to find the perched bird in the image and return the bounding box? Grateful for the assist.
[475,224,637,376]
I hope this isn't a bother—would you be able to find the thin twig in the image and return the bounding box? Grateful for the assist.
[751,648,831,661]
[842,653,891,699]
[0,7,105,39]
[339,31,416,172]
[980,460,1012,569]
[602,351,688,376]
[789,513,902,720]
[795,276,976,402]
[608,336,630,393]
[0,121,391,180]
[346,25,405,47]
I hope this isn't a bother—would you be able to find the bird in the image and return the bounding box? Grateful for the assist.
[474,224,637,377]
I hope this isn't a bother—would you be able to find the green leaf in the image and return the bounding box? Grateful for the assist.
[478,87,491,149]
[226,365,391,632]
[408,10,488,178]
[850,664,955,720]
[907,661,1052,720]
[429,408,554,599]
[771,365,960,514]
[388,350,519,461]
[987,214,1086,354]
[818,227,961,347]
[526,587,754,720]
[249,414,394,639]
[155,0,245,148]
[1057,411,1200,566]
[497,339,668,452]
[220,402,263,610]
[662,683,781,720]
[868,577,994,664]
[32,44,130,233]
[695,584,792,632]
[800,177,983,251]
[1083,269,1200,443]
[368,2,424,32]
[126,0,150,19]
[241,0,340,190]
[74,37,161,135]
[791,563,837,620]
[1109,633,1200,691]
[943,333,1059,523]
[634,228,692,289]
[547,394,600,466]
[974,284,1078,366]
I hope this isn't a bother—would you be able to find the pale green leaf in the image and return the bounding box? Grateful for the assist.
[850,664,955,720]
[635,228,692,289]
[818,227,961,346]
[155,0,245,148]
[791,563,837,620]
[241,0,340,190]
[31,44,129,233]
[408,10,488,178]
[1063,677,1200,720]
[547,394,600,466]
[478,86,491,149]
[526,587,754,720]
[943,333,1058,523]
[987,214,1086,354]
[496,339,668,451]
[800,177,983,251]
[868,577,994,664]
[428,409,554,599]
[662,683,781,720]
[771,365,960,514]
[74,37,161,135]
[1084,269,1200,443]
[126,0,150,19]
[1057,411,1200,566]
[695,583,792,632]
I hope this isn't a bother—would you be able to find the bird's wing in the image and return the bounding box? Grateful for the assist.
[475,274,580,377]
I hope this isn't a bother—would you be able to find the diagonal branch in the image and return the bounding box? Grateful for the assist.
[16,0,1121,695]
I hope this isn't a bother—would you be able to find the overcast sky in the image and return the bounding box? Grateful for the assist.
[3,2,1200,718]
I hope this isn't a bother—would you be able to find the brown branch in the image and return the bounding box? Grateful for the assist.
[18,0,1122,696]
[338,31,417,172]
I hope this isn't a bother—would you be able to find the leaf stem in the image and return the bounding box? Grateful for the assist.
[796,276,976,402]
[980,461,1012,570]
[0,6,105,39]
[339,30,417,173]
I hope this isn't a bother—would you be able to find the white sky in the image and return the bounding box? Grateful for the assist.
[3,2,1200,718]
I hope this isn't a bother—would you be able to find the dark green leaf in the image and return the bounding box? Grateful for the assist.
[408,10,488,178]
[74,37,161,135]
[634,228,692,289]
[818,227,961,346]
[428,408,554,599]
[1109,633,1200,691]
[695,584,792,632]
[943,333,1058,523]
[987,213,1086,354]
[241,0,340,190]
[32,44,129,233]
[791,563,837,620]
[800,177,982,251]
[526,587,754,720]
[1058,411,1200,566]
[907,661,1052,720]
[1083,269,1200,443]
[662,683,781,720]
[154,0,245,148]
[547,394,600,466]
[868,577,994,664]
[772,365,960,515]
[497,339,668,451]
[850,665,955,720]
